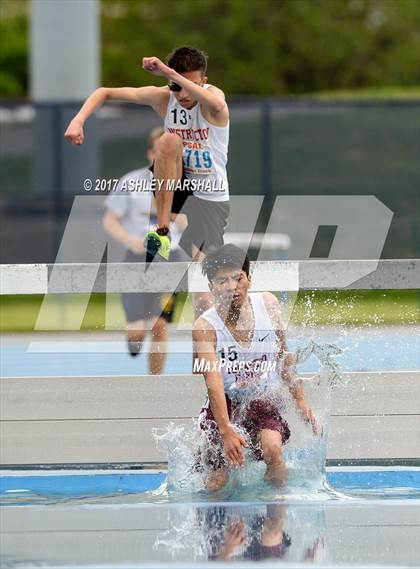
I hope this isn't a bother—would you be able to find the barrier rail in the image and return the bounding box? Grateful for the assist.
[1,259,418,295]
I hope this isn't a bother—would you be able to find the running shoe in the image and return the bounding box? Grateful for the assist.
[144,229,171,260]
[128,340,141,357]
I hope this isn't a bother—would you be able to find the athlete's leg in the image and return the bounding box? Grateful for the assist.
[261,504,288,546]
[198,404,231,492]
[191,245,213,318]
[153,133,183,228]
[260,429,288,487]
[206,467,230,492]
[149,315,168,375]
[126,319,147,356]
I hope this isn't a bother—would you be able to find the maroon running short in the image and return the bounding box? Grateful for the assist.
[197,396,290,470]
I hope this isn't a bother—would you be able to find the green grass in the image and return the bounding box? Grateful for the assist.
[303,86,420,100]
[0,294,125,332]
[1,290,418,331]
[290,289,419,326]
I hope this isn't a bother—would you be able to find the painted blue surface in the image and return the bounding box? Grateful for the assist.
[1,470,419,498]
[0,472,166,497]
[3,330,419,377]
[327,469,420,489]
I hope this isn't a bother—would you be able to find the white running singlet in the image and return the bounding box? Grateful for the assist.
[200,293,281,402]
[164,85,229,202]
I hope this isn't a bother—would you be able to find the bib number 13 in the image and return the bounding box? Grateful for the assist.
[171,108,188,125]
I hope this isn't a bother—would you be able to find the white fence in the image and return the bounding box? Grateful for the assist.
[1,259,419,294]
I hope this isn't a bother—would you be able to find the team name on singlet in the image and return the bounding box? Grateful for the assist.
[166,127,209,141]
[166,126,213,176]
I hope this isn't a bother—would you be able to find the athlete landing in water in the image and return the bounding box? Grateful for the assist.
[193,244,317,491]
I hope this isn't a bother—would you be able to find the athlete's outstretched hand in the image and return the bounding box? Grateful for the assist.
[217,518,246,560]
[64,119,84,146]
[222,427,248,469]
[142,57,173,78]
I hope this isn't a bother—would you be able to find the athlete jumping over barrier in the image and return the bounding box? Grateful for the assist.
[65,46,230,316]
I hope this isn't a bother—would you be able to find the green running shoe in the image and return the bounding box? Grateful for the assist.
[144,230,171,261]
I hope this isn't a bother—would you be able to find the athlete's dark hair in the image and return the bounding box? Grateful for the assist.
[202,244,250,282]
[166,46,208,75]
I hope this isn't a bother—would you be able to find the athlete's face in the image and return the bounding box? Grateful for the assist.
[171,70,207,109]
[210,266,251,310]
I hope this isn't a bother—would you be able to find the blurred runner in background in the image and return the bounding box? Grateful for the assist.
[103,127,187,373]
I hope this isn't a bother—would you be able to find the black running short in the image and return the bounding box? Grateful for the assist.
[178,196,230,255]
[149,163,230,251]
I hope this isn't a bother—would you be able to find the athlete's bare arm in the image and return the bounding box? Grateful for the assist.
[262,292,317,434]
[142,56,229,127]
[193,317,247,468]
[102,210,145,254]
[262,291,287,356]
[64,86,170,145]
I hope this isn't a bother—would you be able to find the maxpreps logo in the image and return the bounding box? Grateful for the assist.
[193,354,276,374]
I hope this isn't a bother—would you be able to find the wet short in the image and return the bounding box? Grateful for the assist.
[245,532,292,560]
[197,396,290,470]
[122,250,182,323]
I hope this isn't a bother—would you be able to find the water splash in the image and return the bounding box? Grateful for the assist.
[154,502,328,563]
[295,340,343,386]
[153,340,345,501]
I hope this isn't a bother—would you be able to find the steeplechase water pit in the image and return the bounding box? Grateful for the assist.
[1,260,419,567]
